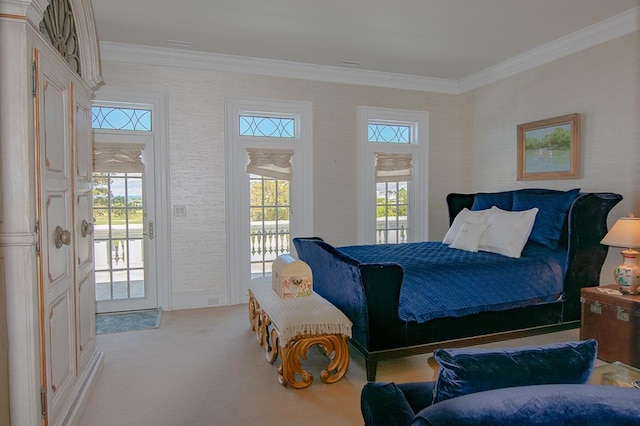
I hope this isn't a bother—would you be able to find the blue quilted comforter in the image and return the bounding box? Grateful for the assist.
[338,242,566,323]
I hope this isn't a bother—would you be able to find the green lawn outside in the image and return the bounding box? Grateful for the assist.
[94,214,143,226]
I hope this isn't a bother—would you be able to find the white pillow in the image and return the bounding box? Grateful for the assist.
[450,221,491,252]
[443,208,491,244]
[479,206,539,258]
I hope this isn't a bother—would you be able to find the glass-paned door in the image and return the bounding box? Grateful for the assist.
[250,174,290,278]
[93,137,157,313]
[94,172,145,300]
[376,181,408,243]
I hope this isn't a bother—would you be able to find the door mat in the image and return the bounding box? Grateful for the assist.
[96,308,162,335]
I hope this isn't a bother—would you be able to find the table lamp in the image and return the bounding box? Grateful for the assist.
[600,216,640,294]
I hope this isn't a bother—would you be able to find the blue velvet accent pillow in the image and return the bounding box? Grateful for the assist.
[361,382,415,426]
[512,188,580,250]
[470,191,513,211]
[431,339,597,404]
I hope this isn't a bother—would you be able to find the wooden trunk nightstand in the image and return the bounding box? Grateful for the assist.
[580,285,640,368]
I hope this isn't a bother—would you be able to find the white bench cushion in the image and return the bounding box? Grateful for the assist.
[249,278,352,345]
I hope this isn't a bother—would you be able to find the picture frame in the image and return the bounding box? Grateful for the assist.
[517,113,580,180]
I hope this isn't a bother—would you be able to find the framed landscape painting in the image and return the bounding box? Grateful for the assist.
[517,113,580,180]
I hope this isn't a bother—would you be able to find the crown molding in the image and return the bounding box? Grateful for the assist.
[459,6,640,92]
[100,6,639,95]
[99,41,461,94]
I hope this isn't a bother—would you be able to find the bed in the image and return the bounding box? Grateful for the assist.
[293,189,622,380]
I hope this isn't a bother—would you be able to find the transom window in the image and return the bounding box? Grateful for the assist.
[368,123,411,144]
[239,115,295,138]
[92,106,152,131]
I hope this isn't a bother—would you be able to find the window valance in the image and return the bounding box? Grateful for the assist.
[246,148,294,180]
[93,143,145,173]
[375,152,412,183]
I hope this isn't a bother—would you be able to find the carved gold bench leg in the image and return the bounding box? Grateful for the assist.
[277,334,350,389]
[248,291,278,364]
[248,291,259,333]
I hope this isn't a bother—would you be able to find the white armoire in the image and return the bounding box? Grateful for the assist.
[0,0,103,425]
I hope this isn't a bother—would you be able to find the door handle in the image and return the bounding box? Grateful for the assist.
[143,220,154,240]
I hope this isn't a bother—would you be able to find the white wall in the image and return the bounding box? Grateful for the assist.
[99,62,462,308]
[100,29,638,308]
[465,31,640,282]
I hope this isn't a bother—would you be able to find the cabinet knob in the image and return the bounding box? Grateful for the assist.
[54,226,71,248]
[81,219,94,237]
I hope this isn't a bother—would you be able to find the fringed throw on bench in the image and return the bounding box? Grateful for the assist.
[249,278,352,343]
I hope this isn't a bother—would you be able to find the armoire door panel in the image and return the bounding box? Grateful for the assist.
[74,99,92,183]
[42,72,70,179]
[76,272,95,370]
[47,290,75,405]
[44,191,72,285]
[76,191,93,268]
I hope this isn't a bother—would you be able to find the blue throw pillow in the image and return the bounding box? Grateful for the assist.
[432,339,597,404]
[512,188,580,250]
[361,382,415,426]
[471,191,513,211]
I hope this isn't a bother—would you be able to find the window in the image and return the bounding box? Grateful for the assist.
[226,98,313,304]
[92,106,152,131]
[239,115,295,138]
[246,147,294,277]
[249,175,290,277]
[92,172,145,301]
[358,107,429,245]
[90,87,169,312]
[368,123,410,144]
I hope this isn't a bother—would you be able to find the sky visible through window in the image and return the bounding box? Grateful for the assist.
[239,115,295,138]
[368,123,410,143]
[92,106,152,131]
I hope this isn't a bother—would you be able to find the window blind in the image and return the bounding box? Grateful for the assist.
[374,152,412,182]
[246,148,294,180]
[93,143,145,173]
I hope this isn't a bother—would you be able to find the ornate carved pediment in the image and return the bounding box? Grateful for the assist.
[39,0,81,75]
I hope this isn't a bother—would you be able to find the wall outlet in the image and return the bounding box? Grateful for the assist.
[173,205,187,217]
[207,297,219,305]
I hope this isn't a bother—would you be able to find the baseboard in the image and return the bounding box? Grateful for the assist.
[171,291,228,310]
[62,350,104,426]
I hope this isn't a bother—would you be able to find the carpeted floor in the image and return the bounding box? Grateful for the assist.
[80,304,586,426]
[96,308,162,334]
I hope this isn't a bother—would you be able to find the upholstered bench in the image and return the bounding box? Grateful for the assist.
[248,278,352,389]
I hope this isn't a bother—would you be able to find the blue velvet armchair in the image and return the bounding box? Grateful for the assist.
[361,340,640,425]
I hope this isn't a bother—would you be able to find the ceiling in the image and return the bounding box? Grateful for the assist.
[91,0,639,80]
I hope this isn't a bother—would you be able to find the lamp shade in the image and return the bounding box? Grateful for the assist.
[600,217,640,248]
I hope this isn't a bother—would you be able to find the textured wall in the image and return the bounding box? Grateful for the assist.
[100,30,638,307]
[465,31,640,282]
[100,62,462,307]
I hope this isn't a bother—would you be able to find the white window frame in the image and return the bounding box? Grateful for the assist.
[357,106,429,244]
[226,97,313,304]
[92,87,172,310]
